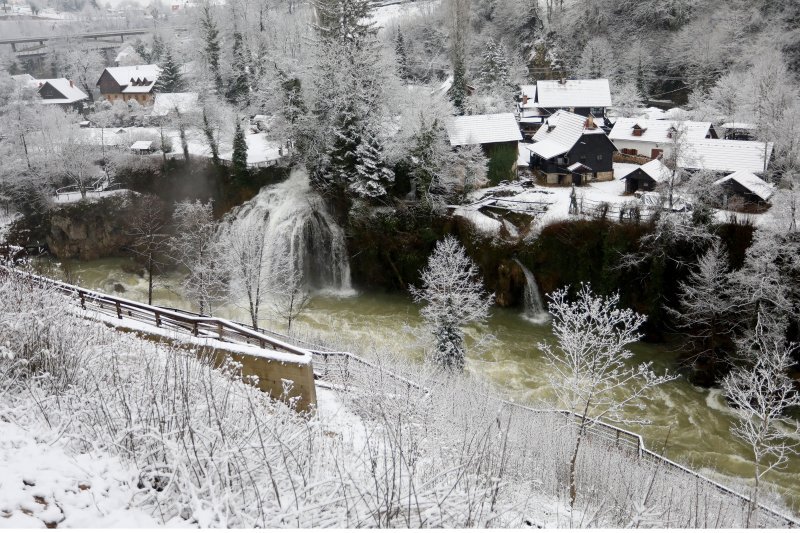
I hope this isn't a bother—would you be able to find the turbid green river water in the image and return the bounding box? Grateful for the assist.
[41,257,800,512]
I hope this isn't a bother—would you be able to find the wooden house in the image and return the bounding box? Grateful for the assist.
[517,79,611,138]
[96,65,160,105]
[622,159,671,194]
[35,78,88,110]
[714,170,774,207]
[525,110,617,186]
[445,113,522,184]
[609,118,716,160]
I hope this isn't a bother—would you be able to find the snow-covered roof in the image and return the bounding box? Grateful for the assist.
[517,143,533,167]
[526,79,612,109]
[720,122,756,130]
[680,139,773,173]
[714,170,774,201]
[529,110,607,159]
[101,65,160,94]
[10,73,35,84]
[609,118,713,144]
[130,140,153,150]
[637,158,671,183]
[445,113,522,146]
[567,162,592,173]
[36,78,88,104]
[152,92,199,116]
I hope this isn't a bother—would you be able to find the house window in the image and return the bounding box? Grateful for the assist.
[596,154,603,161]
[590,107,603,116]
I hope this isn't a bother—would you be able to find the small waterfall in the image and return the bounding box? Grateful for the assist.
[513,259,549,324]
[223,169,353,294]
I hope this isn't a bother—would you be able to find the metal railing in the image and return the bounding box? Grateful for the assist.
[3,268,309,358]
[307,349,799,528]
[5,267,797,527]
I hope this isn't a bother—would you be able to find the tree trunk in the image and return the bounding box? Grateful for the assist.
[147,256,154,306]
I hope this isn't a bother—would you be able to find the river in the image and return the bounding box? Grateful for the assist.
[41,257,800,512]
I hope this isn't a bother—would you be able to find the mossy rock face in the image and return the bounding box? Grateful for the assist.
[45,193,140,260]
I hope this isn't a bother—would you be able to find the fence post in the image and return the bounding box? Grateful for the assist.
[79,291,85,310]
[192,321,198,336]
[154,311,161,327]
[115,301,122,319]
[217,322,224,341]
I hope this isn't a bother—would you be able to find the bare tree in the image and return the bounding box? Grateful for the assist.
[661,122,691,210]
[128,195,169,305]
[169,200,226,315]
[537,284,674,510]
[723,313,800,527]
[267,251,311,334]
[410,235,492,371]
[60,137,102,199]
[219,216,269,329]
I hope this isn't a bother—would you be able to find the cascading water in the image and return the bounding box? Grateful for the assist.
[223,168,354,294]
[513,259,549,323]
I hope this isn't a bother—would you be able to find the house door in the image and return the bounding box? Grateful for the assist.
[651,148,664,159]
[572,173,582,186]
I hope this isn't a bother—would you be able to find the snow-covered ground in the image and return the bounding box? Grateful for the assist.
[53,189,129,204]
[79,126,284,167]
[0,420,159,528]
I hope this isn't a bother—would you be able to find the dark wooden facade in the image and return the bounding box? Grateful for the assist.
[530,133,616,185]
[624,168,658,194]
[718,180,769,205]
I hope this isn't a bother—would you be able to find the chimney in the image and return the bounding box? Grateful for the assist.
[522,94,529,105]
[585,115,596,129]
[69,79,73,87]
[559,77,566,85]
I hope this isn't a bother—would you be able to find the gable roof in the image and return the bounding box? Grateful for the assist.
[609,118,713,144]
[36,78,88,104]
[680,139,773,173]
[445,113,522,146]
[152,92,199,116]
[714,170,775,201]
[99,65,160,94]
[529,110,608,159]
[526,79,612,109]
[11,73,35,84]
[637,158,671,183]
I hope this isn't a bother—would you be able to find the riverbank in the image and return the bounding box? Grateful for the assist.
[31,256,800,513]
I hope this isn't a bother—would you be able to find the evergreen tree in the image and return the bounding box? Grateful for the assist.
[313,0,376,46]
[478,38,511,91]
[151,34,165,63]
[227,31,249,105]
[315,103,360,192]
[395,29,410,81]
[200,4,223,93]
[451,54,468,115]
[350,128,394,198]
[231,120,248,184]
[154,47,184,93]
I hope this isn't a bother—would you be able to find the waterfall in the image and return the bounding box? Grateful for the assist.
[223,168,353,294]
[513,259,549,324]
